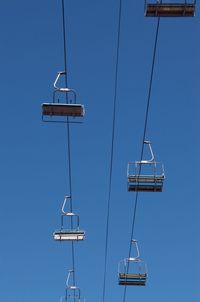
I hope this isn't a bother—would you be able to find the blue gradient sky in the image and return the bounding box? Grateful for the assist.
[0,1,199,302]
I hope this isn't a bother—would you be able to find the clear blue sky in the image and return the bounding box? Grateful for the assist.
[0,1,199,301]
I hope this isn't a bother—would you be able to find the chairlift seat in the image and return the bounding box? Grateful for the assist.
[145,3,195,17]
[128,174,164,192]
[128,175,164,183]
[127,142,165,192]
[53,229,85,241]
[42,103,85,117]
[128,183,163,192]
[118,273,147,286]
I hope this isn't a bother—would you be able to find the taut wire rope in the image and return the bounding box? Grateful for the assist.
[122,17,160,302]
[61,0,76,288]
[102,1,123,302]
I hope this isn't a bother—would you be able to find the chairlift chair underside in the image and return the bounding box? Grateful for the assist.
[119,273,147,286]
[53,230,85,241]
[145,3,195,17]
[128,174,164,192]
[42,103,85,117]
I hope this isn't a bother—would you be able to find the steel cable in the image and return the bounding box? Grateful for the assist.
[102,1,123,302]
[61,0,76,288]
[122,17,160,302]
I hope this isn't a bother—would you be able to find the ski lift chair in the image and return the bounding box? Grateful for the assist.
[127,141,165,192]
[65,270,81,302]
[144,0,195,17]
[42,71,85,122]
[53,196,85,241]
[118,240,147,286]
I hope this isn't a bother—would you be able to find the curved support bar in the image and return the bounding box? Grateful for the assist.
[62,196,71,215]
[144,140,155,162]
[66,269,75,288]
[54,71,66,90]
[53,72,77,99]
[65,270,81,300]
[60,196,80,230]
[131,239,140,259]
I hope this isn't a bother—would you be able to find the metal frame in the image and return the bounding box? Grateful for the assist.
[118,240,148,286]
[42,71,85,123]
[65,270,81,302]
[53,196,85,241]
[127,141,165,192]
[53,71,77,102]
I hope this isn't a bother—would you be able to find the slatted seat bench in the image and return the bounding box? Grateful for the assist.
[53,230,85,241]
[119,273,147,286]
[145,3,195,17]
[42,103,85,117]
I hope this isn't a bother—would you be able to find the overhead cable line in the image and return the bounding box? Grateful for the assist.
[122,17,160,302]
[102,1,123,302]
[61,0,76,287]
